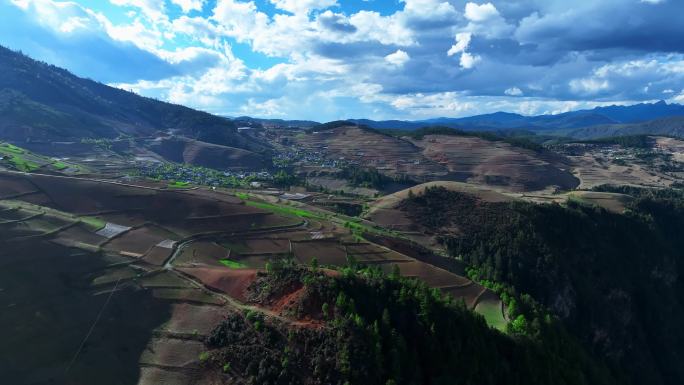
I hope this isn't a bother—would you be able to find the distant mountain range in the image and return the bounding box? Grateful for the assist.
[0,45,265,153]
[229,101,684,139]
[2,43,683,146]
[349,101,684,133]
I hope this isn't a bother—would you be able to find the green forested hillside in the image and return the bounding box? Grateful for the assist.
[205,263,620,385]
[400,187,684,385]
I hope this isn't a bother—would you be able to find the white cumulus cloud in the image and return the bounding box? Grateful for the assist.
[447,32,480,69]
[505,87,523,96]
[270,0,337,14]
[171,0,205,13]
[385,50,410,66]
[459,52,480,69]
[464,2,499,22]
[447,32,471,57]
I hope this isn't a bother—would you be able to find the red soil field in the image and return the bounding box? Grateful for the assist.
[240,238,291,255]
[151,288,226,305]
[13,174,273,227]
[0,175,39,198]
[12,191,54,206]
[105,225,177,256]
[375,261,470,287]
[175,241,229,267]
[292,241,348,265]
[142,246,174,266]
[50,223,106,247]
[159,303,227,335]
[165,213,281,236]
[137,367,198,385]
[178,267,258,302]
[139,271,194,288]
[97,212,149,227]
[139,338,204,368]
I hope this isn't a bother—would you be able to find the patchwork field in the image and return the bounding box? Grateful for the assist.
[0,170,508,384]
[290,126,579,193]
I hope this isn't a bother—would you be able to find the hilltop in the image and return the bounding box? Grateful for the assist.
[263,123,578,193]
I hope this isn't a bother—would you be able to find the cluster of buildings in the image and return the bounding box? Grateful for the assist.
[135,163,273,187]
[273,148,351,170]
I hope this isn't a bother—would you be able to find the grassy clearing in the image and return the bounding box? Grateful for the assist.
[219,259,248,269]
[343,219,400,238]
[80,216,106,231]
[475,301,508,331]
[235,192,400,240]
[168,181,191,188]
[245,201,324,219]
[0,142,85,173]
[236,193,326,220]
[1,154,40,172]
[52,161,68,170]
[234,192,250,200]
[0,143,25,154]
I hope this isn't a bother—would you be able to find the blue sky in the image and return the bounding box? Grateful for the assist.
[1,0,684,121]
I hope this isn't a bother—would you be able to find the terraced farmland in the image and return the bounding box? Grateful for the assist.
[293,125,579,192]
[0,142,87,174]
[409,135,579,191]
[0,170,508,384]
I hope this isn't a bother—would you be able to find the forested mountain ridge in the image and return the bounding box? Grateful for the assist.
[399,186,684,385]
[0,45,264,152]
[202,262,622,385]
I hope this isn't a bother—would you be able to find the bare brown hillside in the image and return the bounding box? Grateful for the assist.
[294,126,578,192]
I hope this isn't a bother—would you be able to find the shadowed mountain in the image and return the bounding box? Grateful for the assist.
[0,45,266,153]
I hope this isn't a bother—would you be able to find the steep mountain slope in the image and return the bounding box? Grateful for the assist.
[147,137,267,170]
[0,45,265,153]
[397,186,684,385]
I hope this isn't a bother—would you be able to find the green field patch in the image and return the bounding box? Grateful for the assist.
[475,300,508,331]
[244,200,324,220]
[0,143,25,155]
[0,143,85,174]
[80,216,107,231]
[51,161,68,170]
[235,192,324,219]
[219,259,248,269]
[235,192,250,200]
[4,155,40,172]
[168,181,191,188]
[343,220,397,238]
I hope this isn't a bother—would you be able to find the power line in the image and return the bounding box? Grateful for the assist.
[64,278,122,375]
